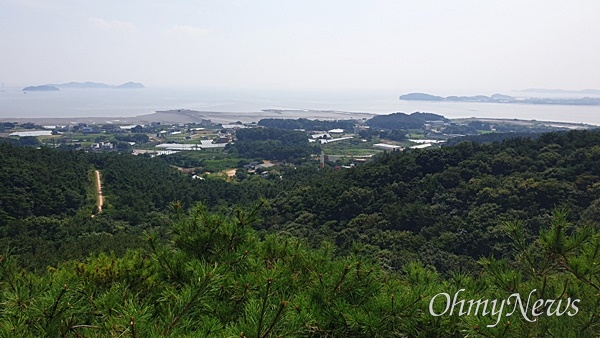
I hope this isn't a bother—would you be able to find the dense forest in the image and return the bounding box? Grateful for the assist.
[258,118,356,131]
[366,112,448,129]
[1,130,599,336]
[0,143,89,221]
[252,131,600,272]
[228,128,317,161]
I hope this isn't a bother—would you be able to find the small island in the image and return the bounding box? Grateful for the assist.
[22,85,60,92]
[22,81,145,91]
[117,81,145,89]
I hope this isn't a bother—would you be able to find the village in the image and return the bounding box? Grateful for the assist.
[1,113,587,180]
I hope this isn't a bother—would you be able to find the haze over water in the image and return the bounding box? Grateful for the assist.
[1,87,600,125]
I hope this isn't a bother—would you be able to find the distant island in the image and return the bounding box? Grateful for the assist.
[22,81,144,91]
[22,85,60,92]
[517,88,600,95]
[399,92,600,106]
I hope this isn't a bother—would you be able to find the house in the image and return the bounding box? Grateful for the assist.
[310,133,332,140]
[222,124,248,130]
[119,125,138,131]
[91,142,114,150]
[243,161,262,169]
[255,162,275,170]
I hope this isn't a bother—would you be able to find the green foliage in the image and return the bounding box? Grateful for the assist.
[115,133,150,144]
[160,151,252,172]
[1,207,597,336]
[0,143,89,220]
[367,112,447,130]
[1,130,600,336]
[258,118,356,131]
[473,211,600,336]
[263,130,600,272]
[0,205,432,337]
[230,127,315,161]
[446,132,543,146]
[0,196,599,337]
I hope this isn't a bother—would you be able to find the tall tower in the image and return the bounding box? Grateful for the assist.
[320,151,325,169]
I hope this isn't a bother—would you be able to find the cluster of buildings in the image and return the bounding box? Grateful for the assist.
[308,129,354,144]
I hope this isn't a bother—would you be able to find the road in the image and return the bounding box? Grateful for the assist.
[95,170,104,214]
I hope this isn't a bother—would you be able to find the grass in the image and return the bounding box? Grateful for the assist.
[407,132,426,139]
[163,151,255,172]
[320,136,381,157]
[325,148,381,156]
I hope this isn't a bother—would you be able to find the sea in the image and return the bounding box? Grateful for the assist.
[2,86,600,125]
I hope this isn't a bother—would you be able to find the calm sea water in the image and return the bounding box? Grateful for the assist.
[1,87,600,125]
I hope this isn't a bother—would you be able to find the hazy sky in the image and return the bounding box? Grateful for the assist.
[1,0,599,93]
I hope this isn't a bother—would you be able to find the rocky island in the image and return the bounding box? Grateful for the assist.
[22,85,60,91]
[23,81,144,91]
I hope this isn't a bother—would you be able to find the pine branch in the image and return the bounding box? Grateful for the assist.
[557,257,600,291]
[45,284,68,330]
[261,300,287,338]
[333,265,350,292]
[0,255,17,293]
[163,271,213,336]
[257,278,273,338]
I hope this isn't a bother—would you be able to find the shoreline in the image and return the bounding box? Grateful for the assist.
[0,109,375,125]
[0,109,598,130]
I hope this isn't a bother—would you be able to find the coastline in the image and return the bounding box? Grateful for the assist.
[4,86,600,125]
[0,109,596,130]
[0,109,375,125]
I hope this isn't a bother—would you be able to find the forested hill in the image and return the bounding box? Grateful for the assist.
[367,112,448,129]
[262,130,600,271]
[258,118,356,131]
[3,130,600,273]
[0,142,269,269]
[0,132,599,336]
[0,143,90,220]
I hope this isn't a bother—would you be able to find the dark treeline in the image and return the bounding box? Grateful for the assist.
[258,118,356,131]
[367,112,447,129]
[359,128,408,141]
[114,133,150,144]
[0,143,89,221]
[0,136,42,147]
[228,127,317,161]
[445,131,544,146]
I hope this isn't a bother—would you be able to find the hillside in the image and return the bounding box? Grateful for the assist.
[0,131,599,336]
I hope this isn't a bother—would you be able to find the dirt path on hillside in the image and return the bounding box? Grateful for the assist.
[95,170,104,215]
[224,169,237,177]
